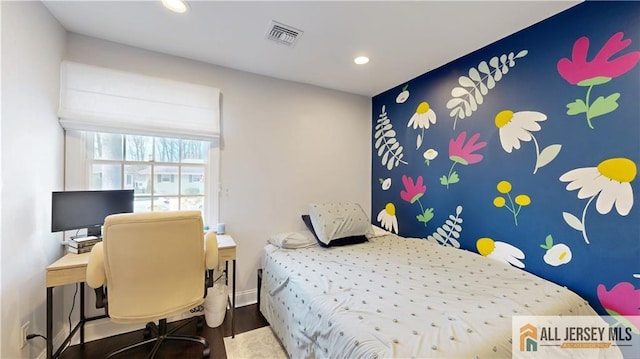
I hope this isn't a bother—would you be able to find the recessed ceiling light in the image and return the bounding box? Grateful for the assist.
[162,0,189,13]
[354,56,370,65]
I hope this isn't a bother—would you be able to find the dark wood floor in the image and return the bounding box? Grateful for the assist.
[60,304,269,359]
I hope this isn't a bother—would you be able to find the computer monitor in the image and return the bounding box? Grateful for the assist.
[51,189,134,238]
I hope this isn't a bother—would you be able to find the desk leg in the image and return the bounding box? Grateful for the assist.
[80,283,85,344]
[224,262,228,286]
[232,259,236,338]
[47,287,53,359]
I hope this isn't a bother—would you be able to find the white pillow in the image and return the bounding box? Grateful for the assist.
[268,231,317,249]
[307,202,371,246]
[366,224,391,239]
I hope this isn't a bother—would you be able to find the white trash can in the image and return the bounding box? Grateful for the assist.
[204,283,228,328]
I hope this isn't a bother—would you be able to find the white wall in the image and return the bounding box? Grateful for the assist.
[65,34,371,334]
[0,1,66,358]
[0,2,4,352]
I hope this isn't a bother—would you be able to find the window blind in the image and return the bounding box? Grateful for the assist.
[58,61,220,141]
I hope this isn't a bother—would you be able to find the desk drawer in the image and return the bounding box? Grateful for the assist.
[47,266,86,287]
[218,246,236,263]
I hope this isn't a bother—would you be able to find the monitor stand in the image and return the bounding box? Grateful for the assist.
[87,226,102,238]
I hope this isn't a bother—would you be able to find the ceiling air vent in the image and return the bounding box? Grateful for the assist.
[266,21,302,47]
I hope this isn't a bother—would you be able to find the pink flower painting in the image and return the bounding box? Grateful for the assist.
[557,32,640,129]
[597,282,640,334]
[400,175,433,226]
[558,32,640,85]
[400,175,426,204]
[441,132,487,188]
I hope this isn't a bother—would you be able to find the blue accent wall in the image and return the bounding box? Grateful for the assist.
[371,1,639,328]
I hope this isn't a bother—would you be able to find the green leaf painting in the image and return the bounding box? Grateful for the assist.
[440,172,459,186]
[587,93,620,119]
[540,235,555,250]
[566,99,587,115]
[416,208,434,224]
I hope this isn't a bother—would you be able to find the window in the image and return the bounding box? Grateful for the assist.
[64,130,219,225]
[58,63,221,228]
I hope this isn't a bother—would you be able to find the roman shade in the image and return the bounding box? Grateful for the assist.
[58,61,220,141]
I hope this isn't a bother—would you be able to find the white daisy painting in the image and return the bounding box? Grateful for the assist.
[407,101,437,149]
[494,110,561,174]
[476,237,525,268]
[560,157,636,244]
[377,203,399,234]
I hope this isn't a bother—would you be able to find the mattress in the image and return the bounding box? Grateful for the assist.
[260,234,616,358]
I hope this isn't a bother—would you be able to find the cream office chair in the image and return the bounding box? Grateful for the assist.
[86,211,218,358]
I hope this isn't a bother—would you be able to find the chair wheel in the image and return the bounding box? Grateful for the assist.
[202,346,210,358]
[196,316,204,330]
[143,323,154,339]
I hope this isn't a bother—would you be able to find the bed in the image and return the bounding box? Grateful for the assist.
[259,231,617,358]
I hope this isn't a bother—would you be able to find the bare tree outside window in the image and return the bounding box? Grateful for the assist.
[181,140,207,163]
[126,135,152,162]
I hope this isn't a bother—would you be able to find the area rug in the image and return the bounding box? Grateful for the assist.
[224,326,288,359]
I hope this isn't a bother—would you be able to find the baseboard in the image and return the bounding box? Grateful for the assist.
[235,288,257,307]
[81,318,145,344]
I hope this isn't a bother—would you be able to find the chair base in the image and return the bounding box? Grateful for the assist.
[106,317,210,359]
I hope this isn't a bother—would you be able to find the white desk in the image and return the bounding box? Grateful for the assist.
[45,234,237,359]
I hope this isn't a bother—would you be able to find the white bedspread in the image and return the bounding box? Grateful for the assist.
[260,235,611,358]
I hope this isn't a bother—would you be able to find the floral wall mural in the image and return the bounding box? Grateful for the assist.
[371,1,639,338]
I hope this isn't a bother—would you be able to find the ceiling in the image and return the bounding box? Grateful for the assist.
[42,1,581,97]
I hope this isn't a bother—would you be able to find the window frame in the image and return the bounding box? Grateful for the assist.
[64,130,220,228]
